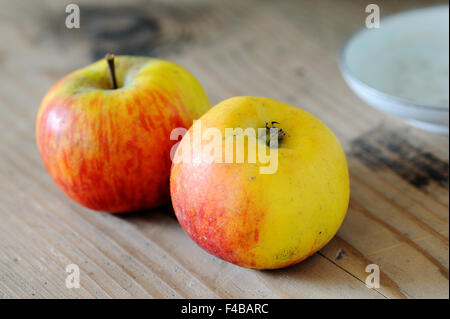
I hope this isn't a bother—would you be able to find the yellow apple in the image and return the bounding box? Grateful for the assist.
[170,97,350,269]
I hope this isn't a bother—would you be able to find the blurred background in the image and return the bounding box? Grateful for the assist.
[0,0,446,109]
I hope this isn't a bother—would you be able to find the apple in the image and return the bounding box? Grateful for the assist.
[170,97,349,269]
[36,55,210,212]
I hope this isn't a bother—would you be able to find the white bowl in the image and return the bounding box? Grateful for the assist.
[340,5,449,134]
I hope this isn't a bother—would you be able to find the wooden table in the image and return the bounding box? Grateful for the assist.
[0,0,448,298]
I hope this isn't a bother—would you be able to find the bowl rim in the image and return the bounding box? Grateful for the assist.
[339,4,449,113]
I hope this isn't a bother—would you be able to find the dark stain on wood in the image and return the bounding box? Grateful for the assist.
[334,248,345,261]
[350,127,449,190]
[78,3,212,60]
[81,6,161,59]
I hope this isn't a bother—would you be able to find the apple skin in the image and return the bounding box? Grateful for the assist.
[36,56,210,213]
[170,97,350,269]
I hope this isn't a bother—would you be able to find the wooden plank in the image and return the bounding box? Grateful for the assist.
[0,0,448,298]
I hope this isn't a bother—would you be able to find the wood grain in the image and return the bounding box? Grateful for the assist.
[0,0,448,298]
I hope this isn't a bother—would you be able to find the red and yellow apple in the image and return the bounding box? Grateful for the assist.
[170,97,349,269]
[36,55,210,212]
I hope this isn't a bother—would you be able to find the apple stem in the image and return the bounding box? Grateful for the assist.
[265,121,285,147]
[105,53,118,89]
